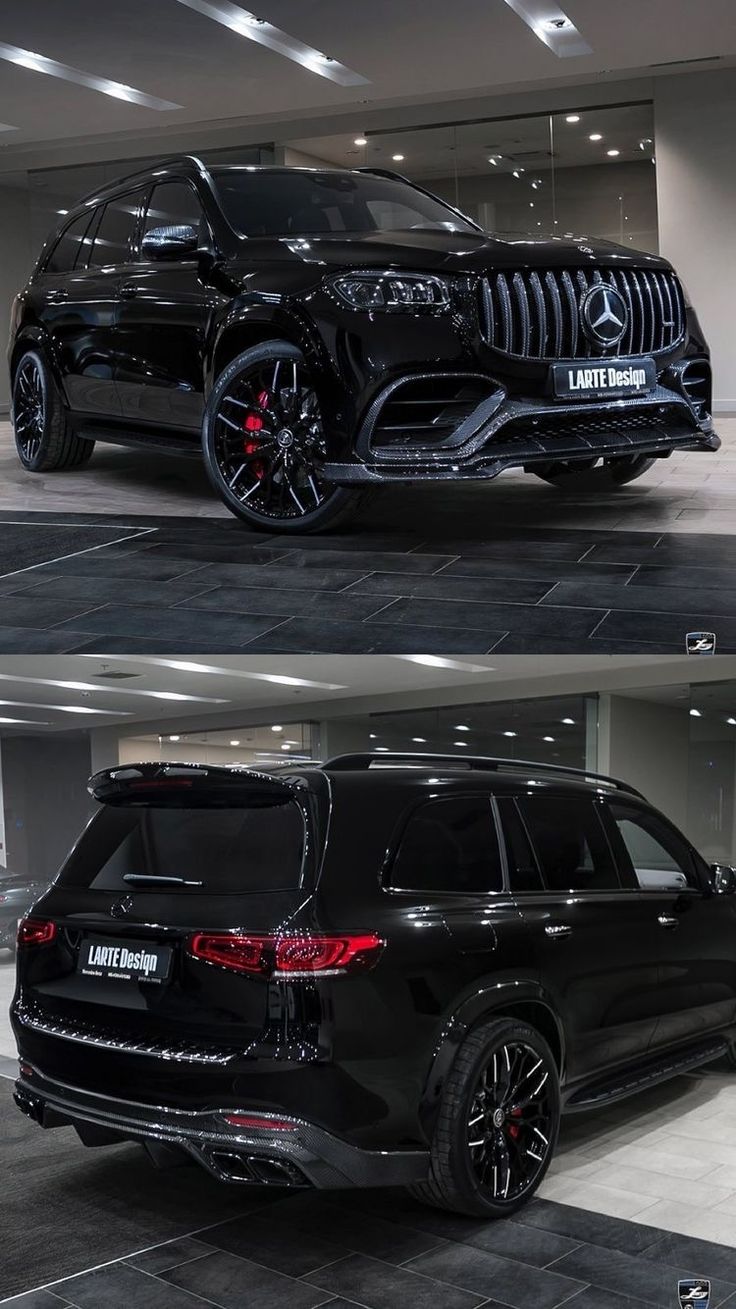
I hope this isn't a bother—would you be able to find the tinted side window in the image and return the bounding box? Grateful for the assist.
[142,181,208,250]
[45,211,95,273]
[497,798,544,893]
[88,192,142,267]
[517,796,619,892]
[608,803,698,891]
[388,796,502,894]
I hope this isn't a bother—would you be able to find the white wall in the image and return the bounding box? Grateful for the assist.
[654,68,736,410]
[0,182,33,411]
[598,694,690,829]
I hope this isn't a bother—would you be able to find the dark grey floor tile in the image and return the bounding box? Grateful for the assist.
[60,1261,211,1308]
[544,579,736,619]
[269,549,455,574]
[1,1292,72,1308]
[176,562,372,591]
[52,603,285,645]
[64,635,255,654]
[0,524,145,575]
[0,597,106,630]
[125,1236,217,1274]
[588,537,736,565]
[441,558,636,584]
[0,625,96,653]
[462,1218,580,1267]
[13,576,219,608]
[632,564,736,591]
[518,1200,665,1255]
[642,1231,736,1283]
[407,1242,585,1309]
[552,1244,736,1308]
[303,1252,484,1309]
[138,542,297,565]
[491,633,684,653]
[593,609,736,647]
[164,1248,327,1309]
[178,586,392,621]
[410,539,595,562]
[241,616,499,653]
[347,572,551,604]
[376,596,603,639]
[204,1210,348,1276]
[267,533,423,553]
[27,553,213,581]
[266,1194,443,1265]
[556,1289,653,1309]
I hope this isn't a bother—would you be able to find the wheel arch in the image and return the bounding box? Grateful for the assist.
[419,983,565,1139]
[207,306,324,398]
[9,326,66,399]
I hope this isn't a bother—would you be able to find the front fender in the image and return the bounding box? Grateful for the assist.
[205,300,331,398]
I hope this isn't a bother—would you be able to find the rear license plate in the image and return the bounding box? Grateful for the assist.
[77,936,172,984]
[552,357,657,399]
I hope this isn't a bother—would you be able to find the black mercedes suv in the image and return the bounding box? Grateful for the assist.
[11,753,736,1217]
[8,156,718,533]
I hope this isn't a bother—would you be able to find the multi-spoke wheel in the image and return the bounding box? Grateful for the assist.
[531,454,655,490]
[202,342,368,532]
[12,349,94,472]
[408,1018,560,1217]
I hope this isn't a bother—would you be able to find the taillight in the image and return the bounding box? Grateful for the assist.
[188,932,384,978]
[17,918,56,947]
[222,1113,296,1131]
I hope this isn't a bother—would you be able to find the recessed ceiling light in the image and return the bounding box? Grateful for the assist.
[271,725,283,732]
[453,741,468,748]
[562,717,575,725]
[503,731,517,738]
[0,41,181,109]
[229,739,240,746]
[607,149,620,157]
[501,2,592,57]
[392,154,405,162]
[412,737,427,743]
[374,746,389,752]
[727,718,736,727]
[454,725,470,732]
[589,133,602,141]
[281,743,291,750]
[57,208,69,215]
[369,733,378,740]
[354,136,368,146]
[173,1,369,85]
[543,736,555,742]
[169,735,181,741]
[689,708,702,717]
[77,657,347,692]
[565,114,580,123]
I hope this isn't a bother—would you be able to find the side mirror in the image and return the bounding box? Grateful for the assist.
[712,864,736,895]
[141,224,199,260]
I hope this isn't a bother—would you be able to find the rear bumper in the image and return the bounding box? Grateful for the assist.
[13,1064,429,1190]
[325,381,719,485]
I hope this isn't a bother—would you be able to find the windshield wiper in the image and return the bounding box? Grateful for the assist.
[122,874,203,887]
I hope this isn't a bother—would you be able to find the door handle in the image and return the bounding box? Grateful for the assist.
[119,284,139,299]
[657,914,679,929]
[46,289,69,303]
[545,924,572,939]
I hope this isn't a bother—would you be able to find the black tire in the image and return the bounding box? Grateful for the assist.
[12,349,95,472]
[530,454,655,491]
[408,1018,560,1218]
[202,342,368,533]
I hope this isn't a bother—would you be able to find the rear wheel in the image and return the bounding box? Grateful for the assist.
[530,454,655,490]
[408,1018,560,1217]
[202,342,368,533]
[12,350,95,472]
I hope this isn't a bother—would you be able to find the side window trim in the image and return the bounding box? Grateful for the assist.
[383,791,503,897]
[40,208,96,275]
[87,189,146,269]
[515,793,624,896]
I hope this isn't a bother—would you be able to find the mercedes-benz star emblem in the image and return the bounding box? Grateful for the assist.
[580,284,628,347]
[110,895,134,918]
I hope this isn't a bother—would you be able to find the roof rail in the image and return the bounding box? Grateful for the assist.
[322,752,644,798]
[77,154,211,204]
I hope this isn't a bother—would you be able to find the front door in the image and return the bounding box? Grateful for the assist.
[114,180,220,432]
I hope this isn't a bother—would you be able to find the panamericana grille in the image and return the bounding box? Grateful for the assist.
[478,267,685,361]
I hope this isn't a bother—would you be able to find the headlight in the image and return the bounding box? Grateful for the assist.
[329,272,451,312]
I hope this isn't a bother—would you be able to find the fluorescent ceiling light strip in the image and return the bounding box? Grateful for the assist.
[0,717,51,725]
[394,656,494,674]
[0,699,132,716]
[173,0,369,86]
[0,122,17,132]
[0,42,182,109]
[0,674,227,704]
[76,655,347,692]
[500,1,592,57]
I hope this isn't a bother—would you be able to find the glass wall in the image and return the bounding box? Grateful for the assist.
[118,720,316,769]
[283,100,658,251]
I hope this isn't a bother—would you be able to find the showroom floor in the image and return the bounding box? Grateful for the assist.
[3,957,736,1307]
[0,418,734,655]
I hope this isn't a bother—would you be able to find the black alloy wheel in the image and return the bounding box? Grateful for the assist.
[409,1018,560,1217]
[12,349,94,472]
[202,342,367,533]
[531,453,655,490]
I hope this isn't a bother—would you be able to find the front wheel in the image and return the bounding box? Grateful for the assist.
[202,342,367,533]
[408,1018,560,1218]
[530,454,656,491]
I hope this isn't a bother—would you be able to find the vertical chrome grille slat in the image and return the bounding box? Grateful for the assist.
[478,267,683,361]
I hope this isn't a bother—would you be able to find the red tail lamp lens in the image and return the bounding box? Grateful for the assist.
[17,918,56,947]
[223,1113,296,1131]
[188,933,383,977]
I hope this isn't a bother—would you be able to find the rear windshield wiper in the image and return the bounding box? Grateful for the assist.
[122,874,204,887]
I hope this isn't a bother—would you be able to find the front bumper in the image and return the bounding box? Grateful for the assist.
[13,1064,429,1190]
[324,381,719,486]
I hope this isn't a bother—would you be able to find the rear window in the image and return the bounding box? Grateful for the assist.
[388,795,502,894]
[58,801,306,893]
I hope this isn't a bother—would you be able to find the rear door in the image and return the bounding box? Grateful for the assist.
[499,792,663,1086]
[603,800,736,1048]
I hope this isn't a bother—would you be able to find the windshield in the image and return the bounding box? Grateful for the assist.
[211,169,478,238]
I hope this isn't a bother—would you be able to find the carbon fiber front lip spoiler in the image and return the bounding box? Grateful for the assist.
[13,1066,429,1190]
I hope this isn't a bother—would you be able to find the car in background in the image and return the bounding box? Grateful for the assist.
[0,872,49,953]
[8,157,718,533]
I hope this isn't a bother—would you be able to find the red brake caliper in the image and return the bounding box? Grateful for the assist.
[507,1107,522,1140]
[243,390,270,479]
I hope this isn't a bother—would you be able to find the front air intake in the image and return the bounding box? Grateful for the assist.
[369,375,497,451]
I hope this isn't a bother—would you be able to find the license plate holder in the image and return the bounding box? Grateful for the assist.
[77,935,172,984]
[552,357,657,400]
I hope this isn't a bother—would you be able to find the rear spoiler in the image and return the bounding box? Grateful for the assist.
[88,761,305,807]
